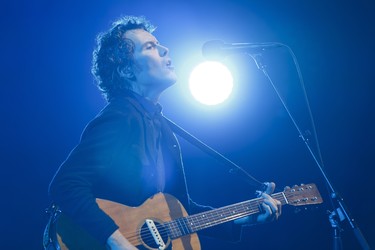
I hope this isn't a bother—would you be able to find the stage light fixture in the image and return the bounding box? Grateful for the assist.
[188,61,233,105]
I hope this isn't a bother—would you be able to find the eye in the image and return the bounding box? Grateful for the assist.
[146,42,156,50]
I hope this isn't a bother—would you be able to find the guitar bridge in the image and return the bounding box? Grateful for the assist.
[146,219,166,250]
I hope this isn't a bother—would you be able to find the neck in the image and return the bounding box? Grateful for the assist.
[130,84,163,104]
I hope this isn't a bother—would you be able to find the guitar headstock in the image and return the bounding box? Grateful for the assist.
[284,183,323,206]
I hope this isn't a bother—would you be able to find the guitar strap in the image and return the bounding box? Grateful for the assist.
[162,115,267,191]
[43,203,61,250]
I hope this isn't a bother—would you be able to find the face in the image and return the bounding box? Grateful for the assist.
[125,29,177,98]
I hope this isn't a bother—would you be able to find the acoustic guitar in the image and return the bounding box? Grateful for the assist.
[55,183,323,250]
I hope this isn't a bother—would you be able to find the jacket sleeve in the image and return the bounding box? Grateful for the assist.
[49,110,134,245]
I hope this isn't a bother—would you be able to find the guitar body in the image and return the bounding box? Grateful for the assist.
[57,193,200,250]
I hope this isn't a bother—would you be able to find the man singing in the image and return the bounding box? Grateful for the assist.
[48,15,281,249]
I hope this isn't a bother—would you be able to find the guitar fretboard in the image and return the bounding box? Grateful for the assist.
[166,192,287,239]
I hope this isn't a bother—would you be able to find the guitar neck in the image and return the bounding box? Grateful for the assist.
[166,192,287,239]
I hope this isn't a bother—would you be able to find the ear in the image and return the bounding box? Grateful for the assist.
[117,66,134,80]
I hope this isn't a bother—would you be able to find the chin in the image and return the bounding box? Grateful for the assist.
[164,79,177,90]
[165,74,178,86]
[154,73,177,91]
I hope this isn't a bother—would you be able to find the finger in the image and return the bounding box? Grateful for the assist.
[261,202,272,217]
[262,194,282,220]
[265,196,282,219]
[261,193,278,214]
[259,203,275,222]
[277,200,282,217]
[263,182,275,194]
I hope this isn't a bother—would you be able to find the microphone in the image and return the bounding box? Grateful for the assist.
[202,40,282,59]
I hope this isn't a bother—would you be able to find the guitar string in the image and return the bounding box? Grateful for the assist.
[124,193,288,244]
[124,187,318,245]
[123,206,258,243]
[123,209,260,244]
[123,193,288,244]
[124,206,262,244]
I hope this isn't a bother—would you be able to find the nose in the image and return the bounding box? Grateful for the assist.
[157,44,168,57]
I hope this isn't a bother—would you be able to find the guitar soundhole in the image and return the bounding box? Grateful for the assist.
[139,221,171,250]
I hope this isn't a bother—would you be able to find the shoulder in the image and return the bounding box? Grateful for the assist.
[81,97,145,140]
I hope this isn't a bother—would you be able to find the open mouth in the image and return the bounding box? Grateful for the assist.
[166,60,174,70]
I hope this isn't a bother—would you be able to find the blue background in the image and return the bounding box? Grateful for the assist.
[1,0,374,249]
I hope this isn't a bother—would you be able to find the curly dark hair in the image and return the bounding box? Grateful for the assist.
[91,16,156,101]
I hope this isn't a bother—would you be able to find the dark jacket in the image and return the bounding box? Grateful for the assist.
[49,93,239,247]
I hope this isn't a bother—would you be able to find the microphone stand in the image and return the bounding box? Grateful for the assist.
[249,52,370,250]
[163,115,267,192]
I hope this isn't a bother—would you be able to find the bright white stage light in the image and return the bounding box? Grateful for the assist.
[188,61,233,105]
